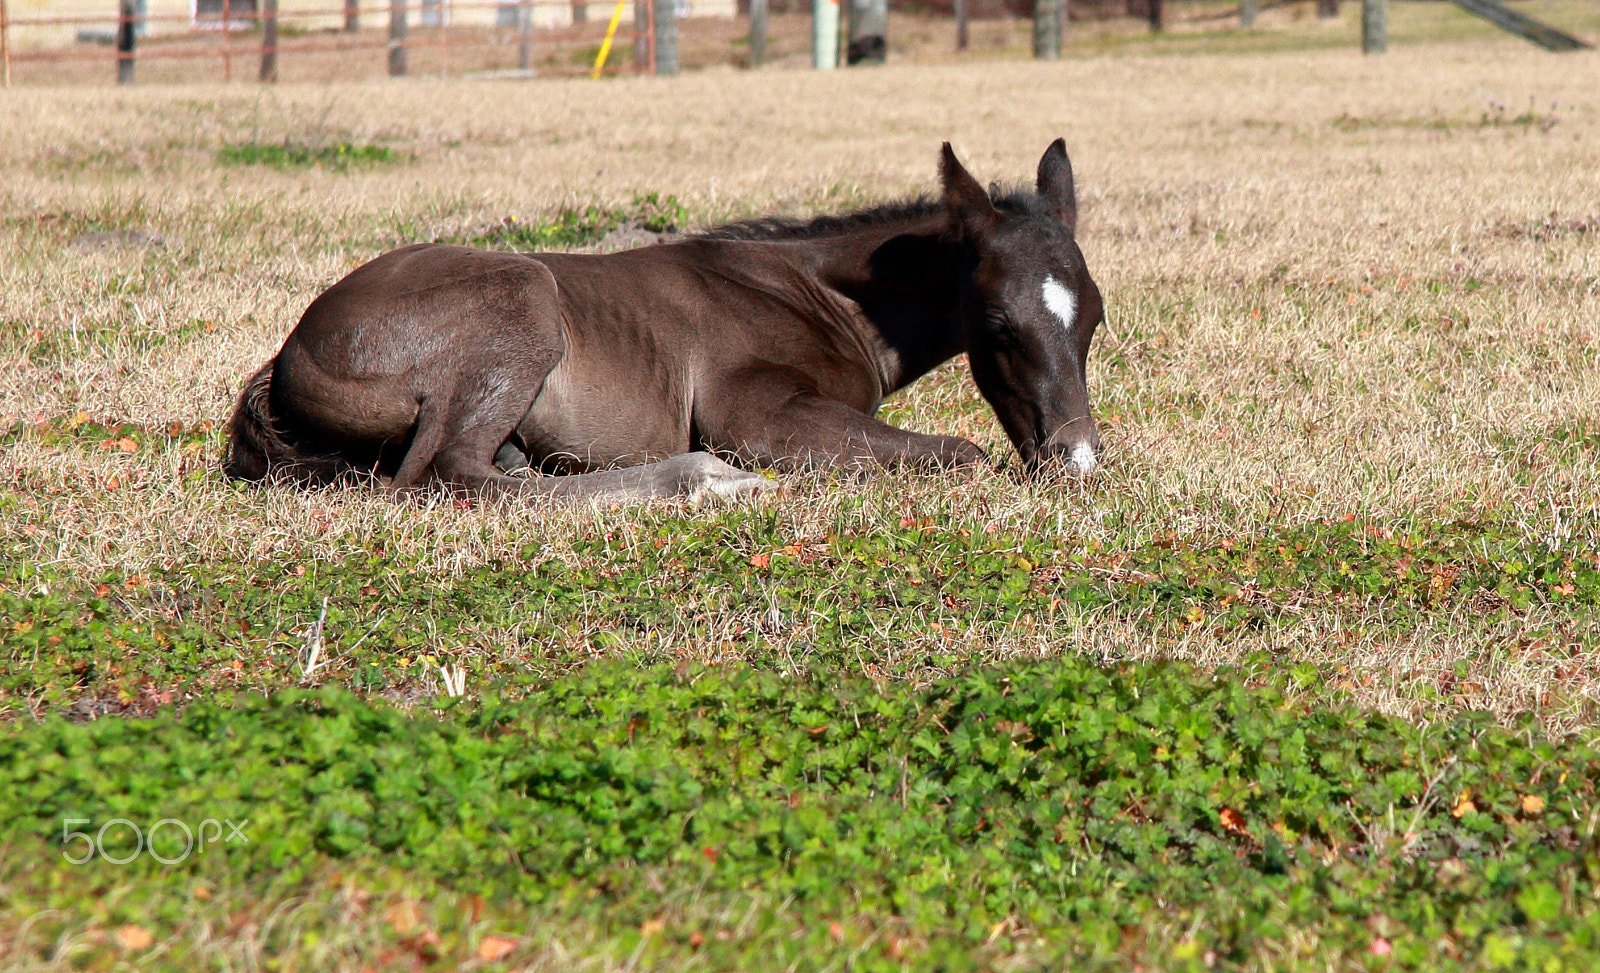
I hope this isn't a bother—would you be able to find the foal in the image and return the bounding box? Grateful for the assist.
[226,141,1103,502]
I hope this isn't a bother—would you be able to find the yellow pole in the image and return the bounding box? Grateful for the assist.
[591,0,628,78]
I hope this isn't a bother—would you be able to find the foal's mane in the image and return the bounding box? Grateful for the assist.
[693,186,1042,242]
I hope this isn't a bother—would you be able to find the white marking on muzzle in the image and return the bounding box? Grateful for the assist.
[1042,276,1077,333]
[1069,442,1098,476]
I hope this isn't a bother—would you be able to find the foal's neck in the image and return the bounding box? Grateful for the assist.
[807,216,971,395]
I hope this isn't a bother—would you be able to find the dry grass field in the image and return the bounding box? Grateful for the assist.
[5,40,1598,728]
[2,33,1600,972]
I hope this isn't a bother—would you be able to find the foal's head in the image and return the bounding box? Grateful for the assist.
[942,140,1103,476]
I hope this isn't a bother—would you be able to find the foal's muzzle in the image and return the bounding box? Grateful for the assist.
[1030,440,1100,478]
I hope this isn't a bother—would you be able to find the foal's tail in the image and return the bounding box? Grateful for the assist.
[223,361,351,485]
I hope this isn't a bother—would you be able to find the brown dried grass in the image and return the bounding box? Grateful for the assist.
[3,41,1599,731]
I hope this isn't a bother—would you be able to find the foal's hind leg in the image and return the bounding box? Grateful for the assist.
[434,451,776,504]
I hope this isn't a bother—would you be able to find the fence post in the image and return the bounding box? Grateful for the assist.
[260,0,279,81]
[116,0,137,84]
[812,0,837,69]
[1361,0,1385,51]
[389,0,407,75]
[749,0,766,66]
[518,0,533,69]
[1147,0,1163,31]
[1032,0,1060,58]
[1317,0,1338,17]
[345,0,359,31]
[573,0,587,23]
[954,0,967,51]
[1,0,11,88]
[654,0,677,74]
[846,0,885,64]
[1240,0,1256,28]
[633,0,649,70]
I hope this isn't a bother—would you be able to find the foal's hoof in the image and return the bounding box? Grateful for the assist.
[674,453,779,505]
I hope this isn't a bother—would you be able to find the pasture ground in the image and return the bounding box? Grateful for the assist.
[2,34,1599,971]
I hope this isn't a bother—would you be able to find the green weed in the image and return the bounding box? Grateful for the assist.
[216,140,400,171]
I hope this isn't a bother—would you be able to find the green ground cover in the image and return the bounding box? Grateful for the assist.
[4,661,1599,971]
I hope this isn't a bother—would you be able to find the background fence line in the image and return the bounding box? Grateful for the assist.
[1,0,662,84]
[0,0,1590,86]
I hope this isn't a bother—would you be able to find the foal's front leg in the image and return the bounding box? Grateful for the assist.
[717,395,987,471]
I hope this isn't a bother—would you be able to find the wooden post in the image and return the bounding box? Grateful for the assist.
[1361,0,1385,52]
[260,0,279,81]
[1240,0,1256,28]
[653,0,676,74]
[812,0,837,69]
[846,0,886,64]
[954,0,968,51]
[749,0,766,66]
[1446,0,1590,52]
[1317,0,1338,18]
[1,0,12,88]
[389,0,407,75]
[1147,0,1163,31]
[633,0,649,70]
[1032,0,1060,58]
[573,0,587,23]
[518,0,533,69]
[117,0,137,84]
[345,0,360,31]
[222,0,233,80]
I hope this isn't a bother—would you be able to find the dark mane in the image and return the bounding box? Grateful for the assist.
[693,186,1042,242]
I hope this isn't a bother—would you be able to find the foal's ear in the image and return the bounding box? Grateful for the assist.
[940,143,999,241]
[1036,138,1077,235]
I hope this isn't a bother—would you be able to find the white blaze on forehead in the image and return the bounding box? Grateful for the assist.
[1042,276,1078,333]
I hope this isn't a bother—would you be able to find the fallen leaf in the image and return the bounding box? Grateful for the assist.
[1520,793,1546,814]
[689,930,705,947]
[115,925,154,950]
[384,900,420,935]
[476,936,517,961]
[749,553,770,569]
[1220,807,1250,837]
[829,920,844,943]
[1369,936,1392,956]
[640,918,665,937]
[1450,790,1477,818]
